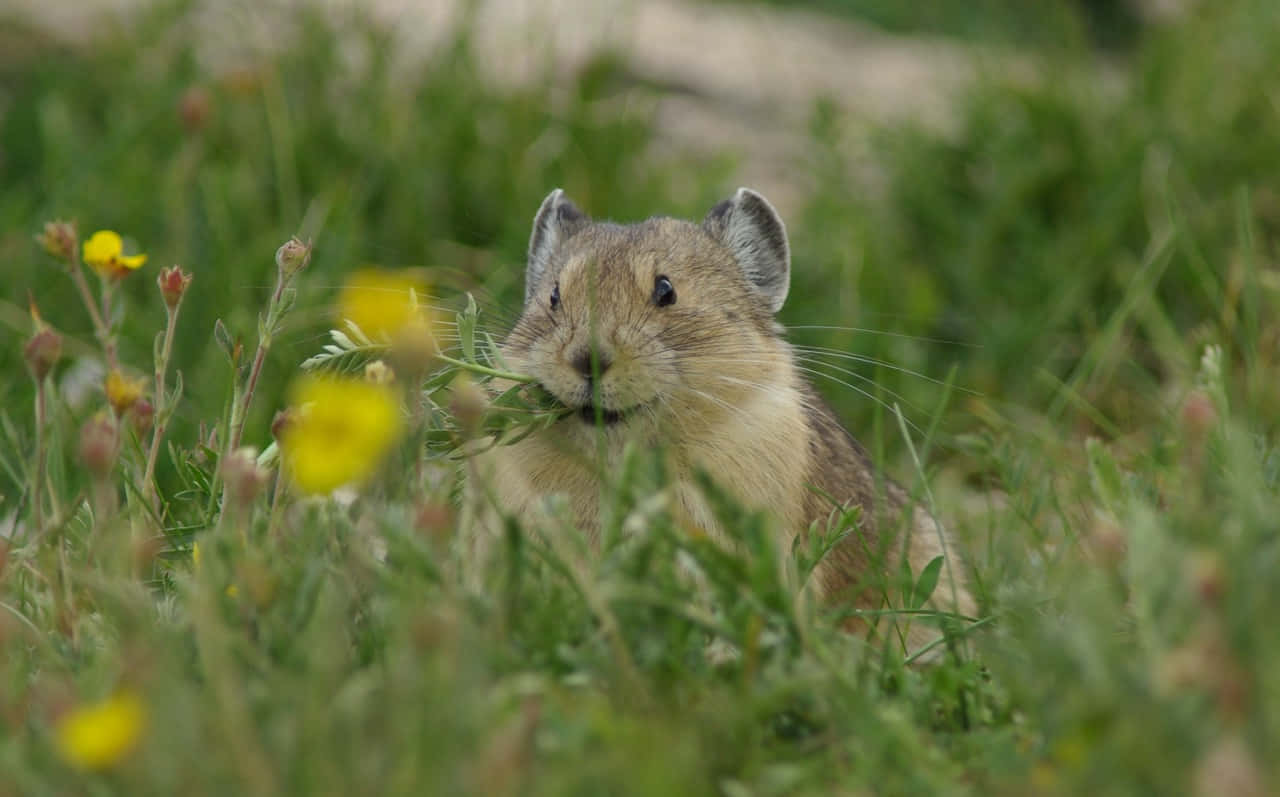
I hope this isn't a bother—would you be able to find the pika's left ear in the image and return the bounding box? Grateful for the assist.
[702,187,790,313]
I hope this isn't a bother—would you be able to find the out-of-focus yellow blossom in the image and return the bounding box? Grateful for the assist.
[279,375,403,495]
[336,269,432,343]
[82,231,147,278]
[104,370,146,416]
[54,690,147,771]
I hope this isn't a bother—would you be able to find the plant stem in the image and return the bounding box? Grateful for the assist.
[266,468,288,539]
[66,260,119,371]
[434,353,537,384]
[31,378,48,537]
[143,300,183,508]
[228,269,290,453]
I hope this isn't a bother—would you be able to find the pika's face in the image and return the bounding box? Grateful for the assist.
[501,189,792,445]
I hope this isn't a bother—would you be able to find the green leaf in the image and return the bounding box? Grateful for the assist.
[910,555,944,610]
[456,292,478,363]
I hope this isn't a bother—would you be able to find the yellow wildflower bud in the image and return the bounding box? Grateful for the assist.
[104,370,146,417]
[82,231,147,279]
[280,376,403,495]
[54,690,147,771]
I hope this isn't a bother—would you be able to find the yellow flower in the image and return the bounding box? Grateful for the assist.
[55,690,147,771]
[336,269,432,343]
[104,369,146,416]
[83,230,147,278]
[280,375,403,494]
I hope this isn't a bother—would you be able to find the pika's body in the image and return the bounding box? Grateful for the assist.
[467,189,972,649]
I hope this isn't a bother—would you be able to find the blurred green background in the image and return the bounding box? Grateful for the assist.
[4,0,1277,497]
[3,0,1277,494]
[2,1,1278,794]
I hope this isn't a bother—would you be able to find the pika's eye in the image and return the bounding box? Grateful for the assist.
[653,275,676,307]
[549,282,561,310]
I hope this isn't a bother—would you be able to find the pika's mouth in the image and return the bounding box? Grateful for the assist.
[576,403,628,426]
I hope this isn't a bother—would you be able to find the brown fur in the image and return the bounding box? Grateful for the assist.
[464,193,973,655]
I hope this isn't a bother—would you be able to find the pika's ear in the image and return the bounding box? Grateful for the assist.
[703,187,790,313]
[527,188,587,304]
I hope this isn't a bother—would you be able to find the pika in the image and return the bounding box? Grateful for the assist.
[466,188,973,650]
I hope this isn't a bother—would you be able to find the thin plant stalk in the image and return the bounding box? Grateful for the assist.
[31,378,48,536]
[228,266,292,453]
[142,295,185,507]
[65,255,119,372]
[218,239,309,513]
[265,468,288,539]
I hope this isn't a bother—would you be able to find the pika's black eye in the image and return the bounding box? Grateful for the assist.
[549,282,560,310]
[653,275,676,307]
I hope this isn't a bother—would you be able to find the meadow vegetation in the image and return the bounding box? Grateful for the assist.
[1,0,1277,793]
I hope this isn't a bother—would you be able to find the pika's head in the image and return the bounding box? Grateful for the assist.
[502,188,793,440]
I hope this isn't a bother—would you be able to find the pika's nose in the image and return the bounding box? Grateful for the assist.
[570,347,613,380]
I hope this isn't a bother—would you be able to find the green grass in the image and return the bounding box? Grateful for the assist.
[1,0,1278,794]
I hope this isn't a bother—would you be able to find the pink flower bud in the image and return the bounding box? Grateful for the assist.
[79,413,119,478]
[157,266,193,309]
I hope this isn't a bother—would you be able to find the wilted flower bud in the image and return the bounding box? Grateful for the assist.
[157,266,193,309]
[364,360,395,385]
[104,370,146,417]
[130,399,155,435]
[25,304,63,382]
[1182,390,1217,438]
[448,374,488,437]
[270,408,296,441]
[1193,734,1264,797]
[132,535,165,572]
[79,412,119,477]
[414,501,455,543]
[178,86,212,132]
[221,447,269,507]
[1185,551,1225,607]
[390,318,438,374]
[275,237,312,277]
[37,220,78,262]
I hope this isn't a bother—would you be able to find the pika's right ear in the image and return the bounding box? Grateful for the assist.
[526,188,587,304]
[703,187,790,314]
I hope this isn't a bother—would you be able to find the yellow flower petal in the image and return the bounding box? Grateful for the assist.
[83,230,123,267]
[280,376,403,494]
[55,691,147,771]
[104,369,146,416]
[336,269,430,342]
[82,230,147,278]
[118,253,147,270]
